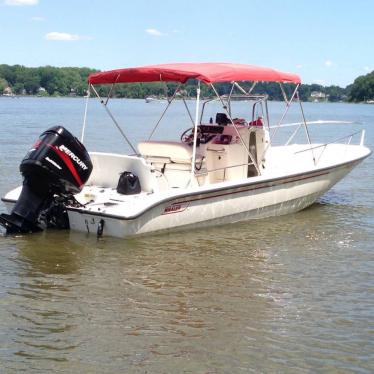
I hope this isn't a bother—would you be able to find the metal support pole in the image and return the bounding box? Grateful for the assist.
[227,82,236,116]
[105,83,115,106]
[182,97,195,126]
[298,91,316,165]
[360,129,366,146]
[234,81,271,130]
[210,84,261,175]
[190,81,201,183]
[264,97,270,131]
[233,81,257,96]
[234,81,257,95]
[247,81,257,95]
[147,83,181,140]
[91,84,137,154]
[81,86,90,143]
[105,74,120,107]
[233,81,247,95]
[285,121,304,145]
[259,84,300,164]
[270,84,299,140]
[279,83,289,104]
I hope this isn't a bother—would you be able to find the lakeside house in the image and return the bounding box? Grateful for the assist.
[2,86,14,96]
[310,91,328,102]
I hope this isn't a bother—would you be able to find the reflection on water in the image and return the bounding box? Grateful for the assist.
[0,200,373,373]
[0,234,83,370]
[0,99,373,372]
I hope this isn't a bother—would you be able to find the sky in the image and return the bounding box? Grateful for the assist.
[0,0,373,87]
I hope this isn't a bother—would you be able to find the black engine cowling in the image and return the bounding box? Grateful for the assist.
[0,126,92,234]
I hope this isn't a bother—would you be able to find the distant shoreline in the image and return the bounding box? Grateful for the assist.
[1,94,372,104]
[1,64,373,102]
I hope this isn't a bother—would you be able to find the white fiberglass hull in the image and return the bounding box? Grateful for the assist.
[2,146,369,239]
[65,158,362,238]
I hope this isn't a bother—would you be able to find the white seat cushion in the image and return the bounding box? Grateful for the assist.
[138,141,196,163]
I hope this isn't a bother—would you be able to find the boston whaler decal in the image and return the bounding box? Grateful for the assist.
[163,202,190,215]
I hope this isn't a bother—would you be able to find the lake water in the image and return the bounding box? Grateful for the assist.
[0,97,373,373]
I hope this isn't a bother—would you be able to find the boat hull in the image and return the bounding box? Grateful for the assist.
[65,158,361,238]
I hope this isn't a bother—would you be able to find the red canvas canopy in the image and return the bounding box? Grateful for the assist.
[88,63,301,85]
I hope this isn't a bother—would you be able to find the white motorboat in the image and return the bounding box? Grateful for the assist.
[145,96,166,103]
[145,96,158,103]
[0,63,371,238]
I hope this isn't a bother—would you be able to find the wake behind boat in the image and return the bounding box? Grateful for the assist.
[0,63,371,238]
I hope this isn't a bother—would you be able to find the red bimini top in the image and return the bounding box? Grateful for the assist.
[88,62,301,85]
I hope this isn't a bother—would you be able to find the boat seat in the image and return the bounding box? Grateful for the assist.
[138,141,202,164]
[138,141,204,188]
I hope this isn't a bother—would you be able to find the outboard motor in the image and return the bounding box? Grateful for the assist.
[0,126,92,234]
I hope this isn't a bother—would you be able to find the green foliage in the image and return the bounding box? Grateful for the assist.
[13,82,24,94]
[0,63,354,102]
[0,64,98,96]
[0,78,7,92]
[349,71,374,102]
[37,89,49,97]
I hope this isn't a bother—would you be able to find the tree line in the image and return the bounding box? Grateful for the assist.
[348,70,374,102]
[0,64,372,102]
[0,65,97,96]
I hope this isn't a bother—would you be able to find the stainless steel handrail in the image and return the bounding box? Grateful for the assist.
[195,161,256,177]
[294,129,365,165]
[294,130,364,154]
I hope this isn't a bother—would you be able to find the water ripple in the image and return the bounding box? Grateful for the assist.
[0,99,373,373]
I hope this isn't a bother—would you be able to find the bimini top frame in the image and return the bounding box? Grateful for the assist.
[84,62,314,184]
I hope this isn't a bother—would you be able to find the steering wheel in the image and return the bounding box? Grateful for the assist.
[180,127,202,144]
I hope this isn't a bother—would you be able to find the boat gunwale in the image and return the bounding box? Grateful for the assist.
[3,151,368,221]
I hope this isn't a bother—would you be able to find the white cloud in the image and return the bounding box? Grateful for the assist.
[145,28,164,36]
[45,32,92,41]
[364,66,371,72]
[5,0,38,5]
[30,16,45,21]
[296,64,303,69]
[324,60,333,67]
